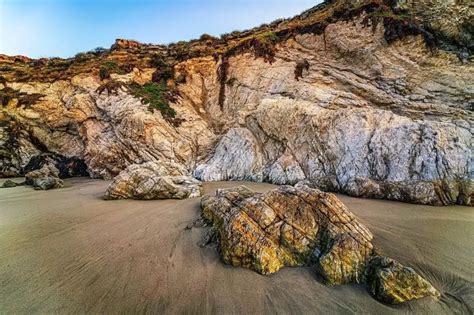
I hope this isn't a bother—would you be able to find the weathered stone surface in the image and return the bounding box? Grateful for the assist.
[201,184,374,278]
[196,94,472,205]
[25,161,63,190]
[201,185,440,304]
[194,128,264,182]
[366,256,440,304]
[104,161,202,200]
[317,233,373,285]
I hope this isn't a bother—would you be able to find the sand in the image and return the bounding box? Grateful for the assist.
[0,178,472,314]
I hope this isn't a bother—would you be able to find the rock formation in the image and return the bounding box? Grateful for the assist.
[201,184,440,304]
[366,256,441,304]
[104,161,202,200]
[0,0,472,205]
[24,159,63,190]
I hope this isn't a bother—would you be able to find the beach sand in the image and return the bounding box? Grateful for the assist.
[0,178,472,314]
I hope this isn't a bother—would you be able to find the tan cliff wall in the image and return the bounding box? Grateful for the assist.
[0,1,472,205]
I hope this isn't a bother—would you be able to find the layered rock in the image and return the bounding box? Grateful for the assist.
[201,184,374,278]
[192,24,473,205]
[104,161,202,200]
[201,184,440,303]
[0,0,472,205]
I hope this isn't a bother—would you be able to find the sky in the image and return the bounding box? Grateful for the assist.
[0,0,321,58]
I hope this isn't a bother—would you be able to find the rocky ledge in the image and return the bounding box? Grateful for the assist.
[104,161,202,200]
[200,184,440,304]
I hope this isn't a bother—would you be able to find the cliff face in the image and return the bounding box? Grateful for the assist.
[0,0,472,205]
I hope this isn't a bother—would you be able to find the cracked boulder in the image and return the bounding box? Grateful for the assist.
[104,161,202,200]
[201,184,373,278]
[201,184,439,304]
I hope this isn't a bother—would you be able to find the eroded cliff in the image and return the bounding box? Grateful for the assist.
[0,0,472,205]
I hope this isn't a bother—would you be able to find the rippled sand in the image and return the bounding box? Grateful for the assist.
[0,178,472,314]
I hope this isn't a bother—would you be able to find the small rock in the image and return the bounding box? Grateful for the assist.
[366,256,440,304]
[25,161,64,190]
[31,177,64,190]
[1,179,25,188]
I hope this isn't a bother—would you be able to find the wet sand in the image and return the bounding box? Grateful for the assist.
[0,178,472,314]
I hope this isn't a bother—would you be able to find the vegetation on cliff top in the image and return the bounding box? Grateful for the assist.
[0,0,469,85]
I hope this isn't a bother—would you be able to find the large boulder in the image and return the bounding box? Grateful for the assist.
[201,185,439,304]
[201,184,373,278]
[25,160,64,190]
[104,161,202,200]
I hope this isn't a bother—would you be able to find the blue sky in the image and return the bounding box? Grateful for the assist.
[0,0,320,58]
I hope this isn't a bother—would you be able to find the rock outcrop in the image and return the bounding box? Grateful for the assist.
[24,160,63,190]
[104,161,202,200]
[0,0,472,205]
[201,184,440,304]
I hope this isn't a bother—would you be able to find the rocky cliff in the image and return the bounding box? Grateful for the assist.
[0,0,472,205]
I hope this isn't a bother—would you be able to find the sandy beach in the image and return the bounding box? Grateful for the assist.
[0,178,472,314]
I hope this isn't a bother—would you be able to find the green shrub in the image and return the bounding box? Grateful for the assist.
[74,52,94,62]
[128,82,177,119]
[99,67,110,80]
[148,55,168,68]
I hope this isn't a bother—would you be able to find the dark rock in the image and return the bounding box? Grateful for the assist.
[24,154,89,179]
[1,179,25,188]
[30,177,63,190]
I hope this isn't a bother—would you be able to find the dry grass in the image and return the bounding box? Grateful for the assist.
[0,0,452,85]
